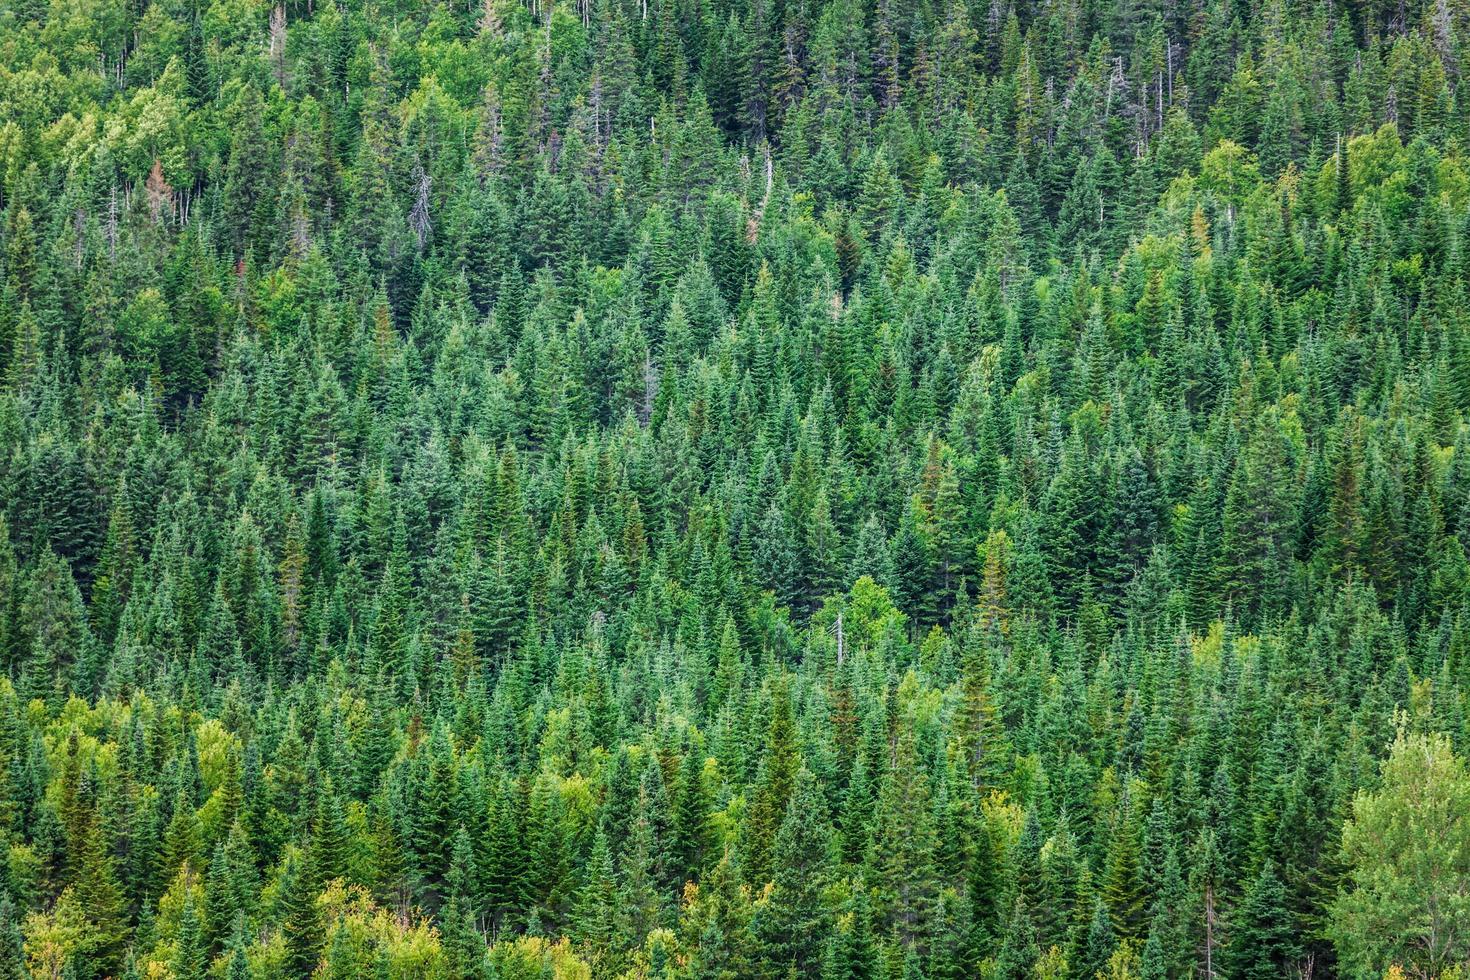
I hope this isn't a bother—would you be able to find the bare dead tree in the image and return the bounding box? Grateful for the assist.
[145,159,174,225]
[639,355,658,426]
[480,0,502,35]
[269,5,289,89]
[409,165,432,250]
[1431,0,1457,78]
[106,186,119,262]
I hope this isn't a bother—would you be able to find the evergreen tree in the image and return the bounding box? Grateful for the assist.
[1225,860,1298,980]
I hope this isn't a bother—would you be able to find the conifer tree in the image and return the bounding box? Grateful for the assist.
[753,767,833,975]
[1225,860,1298,980]
[280,852,322,977]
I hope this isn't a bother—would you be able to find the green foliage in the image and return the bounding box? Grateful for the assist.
[0,0,1468,974]
[1331,732,1470,978]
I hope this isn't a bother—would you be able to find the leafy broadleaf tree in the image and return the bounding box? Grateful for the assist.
[1331,733,1470,978]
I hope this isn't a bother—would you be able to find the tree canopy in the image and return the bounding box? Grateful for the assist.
[1,0,1470,975]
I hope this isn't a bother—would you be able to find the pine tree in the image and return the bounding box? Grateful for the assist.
[441,826,489,979]
[820,886,879,980]
[616,788,671,950]
[681,850,753,980]
[673,747,712,881]
[574,830,618,953]
[870,720,940,947]
[1075,898,1116,980]
[0,896,26,980]
[753,767,833,975]
[744,679,800,887]
[1102,793,1146,940]
[221,85,276,259]
[18,549,91,707]
[280,852,321,977]
[171,893,208,980]
[1225,860,1298,980]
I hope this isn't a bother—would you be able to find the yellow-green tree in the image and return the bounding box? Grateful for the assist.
[1331,733,1470,978]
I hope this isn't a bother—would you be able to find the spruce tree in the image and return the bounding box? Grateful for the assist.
[1225,860,1298,980]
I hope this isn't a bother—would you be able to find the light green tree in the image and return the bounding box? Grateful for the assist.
[1331,732,1470,978]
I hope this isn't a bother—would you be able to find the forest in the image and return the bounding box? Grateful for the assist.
[2,0,1470,974]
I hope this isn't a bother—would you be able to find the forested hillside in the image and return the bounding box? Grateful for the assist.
[2,0,1470,974]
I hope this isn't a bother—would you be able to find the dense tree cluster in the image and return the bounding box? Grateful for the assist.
[3,0,1470,975]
